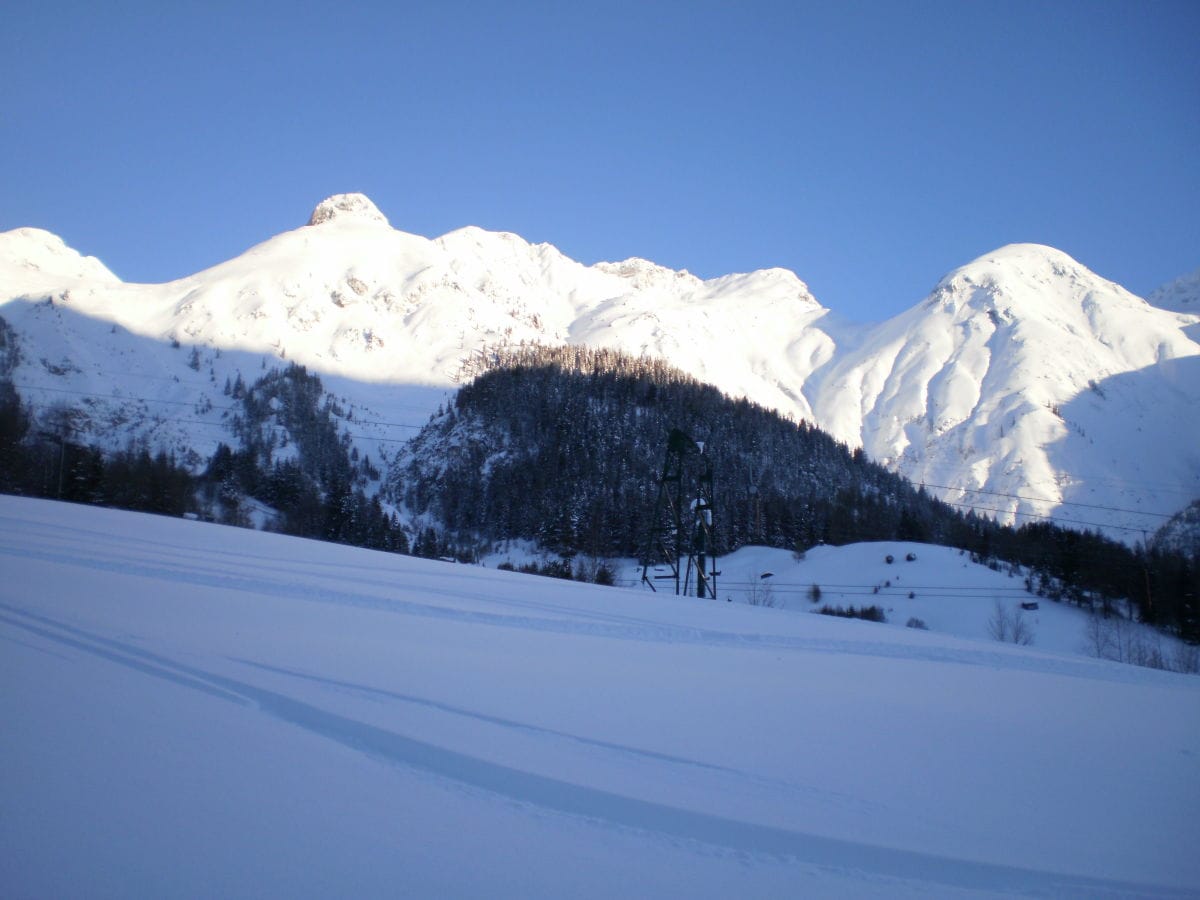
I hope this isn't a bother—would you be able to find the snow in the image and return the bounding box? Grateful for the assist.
[0,227,120,290]
[2,495,1198,898]
[813,244,1200,535]
[1,200,1197,541]
[1148,268,1200,314]
[649,542,1198,664]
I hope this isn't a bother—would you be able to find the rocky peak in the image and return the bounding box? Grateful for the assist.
[307,194,390,228]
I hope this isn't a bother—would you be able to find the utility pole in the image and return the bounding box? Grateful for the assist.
[691,443,715,598]
[641,429,718,600]
[37,428,67,499]
[1140,530,1154,617]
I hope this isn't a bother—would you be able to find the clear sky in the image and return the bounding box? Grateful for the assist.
[3,1,1197,321]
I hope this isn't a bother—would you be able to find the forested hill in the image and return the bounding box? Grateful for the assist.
[400,345,986,557]
[397,345,1197,639]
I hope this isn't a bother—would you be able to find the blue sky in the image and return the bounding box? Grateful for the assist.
[4,1,1197,321]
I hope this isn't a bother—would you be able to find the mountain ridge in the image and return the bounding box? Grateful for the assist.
[1,193,1196,539]
[1148,267,1200,313]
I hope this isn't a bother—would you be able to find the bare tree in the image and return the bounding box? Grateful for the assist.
[987,600,1035,645]
[1083,612,1117,660]
[1081,612,1199,672]
[1011,607,1035,646]
[746,575,778,608]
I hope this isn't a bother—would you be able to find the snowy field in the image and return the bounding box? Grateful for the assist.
[626,542,1194,663]
[2,495,1198,898]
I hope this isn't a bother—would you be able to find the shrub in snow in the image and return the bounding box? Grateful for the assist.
[746,578,778,608]
[906,617,928,630]
[817,604,887,623]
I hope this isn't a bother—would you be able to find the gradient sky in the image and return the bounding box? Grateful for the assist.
[4,1,1198,321]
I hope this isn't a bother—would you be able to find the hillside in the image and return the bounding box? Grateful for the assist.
[399,344,947,557]
[2,195,1197,539]
[3,495,1198,898]
[400,346,1198,641]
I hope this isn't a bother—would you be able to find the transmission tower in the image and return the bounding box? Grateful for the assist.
[640,428,718,599]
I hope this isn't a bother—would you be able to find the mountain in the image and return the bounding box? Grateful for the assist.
[813,244,1200,534]
[2,194,832,393]
[1,194,1197,539]
[1148,268,1200,314]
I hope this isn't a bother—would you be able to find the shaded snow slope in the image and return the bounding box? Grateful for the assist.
[2,198,1197,538]
[650,542,1196,665]
[2,496,1198,898]
[1148,268,1200,314]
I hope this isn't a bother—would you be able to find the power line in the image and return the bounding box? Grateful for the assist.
[11,383,425,437]
[920,481,1174,520]
[12,382,236,410]
[933,497,1158,533]
[153,417,419,443]
[53,364,450,417]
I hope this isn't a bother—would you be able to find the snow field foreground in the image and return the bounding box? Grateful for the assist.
[1,496,1198,898]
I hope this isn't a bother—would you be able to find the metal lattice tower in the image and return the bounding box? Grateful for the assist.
[640,428,718,599]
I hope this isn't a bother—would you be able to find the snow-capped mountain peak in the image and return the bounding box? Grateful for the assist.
[813,241,1199,533]
[932,243,1131,314]
[307,193,391,227]
[0,198,1196,540]
[0,227,120,292]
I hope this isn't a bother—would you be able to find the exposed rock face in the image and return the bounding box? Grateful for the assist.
[307,194,390,227]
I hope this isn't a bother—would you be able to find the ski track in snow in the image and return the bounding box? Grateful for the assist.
[0,601,1188,900]
[5,498,1199,897]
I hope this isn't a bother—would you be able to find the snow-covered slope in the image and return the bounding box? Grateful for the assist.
[3,496,1198,897]
[1148,268,1200,314]
[813,244,1200,533]
[1,194,830,391]
[1,196,1197,538]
